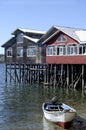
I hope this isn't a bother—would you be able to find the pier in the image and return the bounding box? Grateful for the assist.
[5,63,86,89]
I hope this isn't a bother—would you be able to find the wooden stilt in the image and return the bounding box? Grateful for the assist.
[71,65,74,88]
[19,64,21,83]
[14,63,16,83]
[54,64,56,86]
[5,64,7,82]
[61,64,63,87]
[30,64,32,84]
[67,64,69,88]
[82,64,84,89]
[5,63,85,90]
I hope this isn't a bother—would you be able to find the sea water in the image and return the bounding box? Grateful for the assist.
[0,63,86,130]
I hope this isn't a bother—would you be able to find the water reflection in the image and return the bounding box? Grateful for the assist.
[0,83,86,130]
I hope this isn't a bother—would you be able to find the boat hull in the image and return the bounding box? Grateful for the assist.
[42,103,76,129]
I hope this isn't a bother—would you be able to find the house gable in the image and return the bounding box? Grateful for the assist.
[38,26,86,46]
[45,32,78,46]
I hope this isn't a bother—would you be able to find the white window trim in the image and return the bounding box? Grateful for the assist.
[79,44,86,55]
[27,46,37,57]
[47,45,56,56]
[17,33,24,43]
[67,44,77,55]
[57,44,66,55]
[17,47,23,57]
[46,43,80,56]
[6,48,12,57]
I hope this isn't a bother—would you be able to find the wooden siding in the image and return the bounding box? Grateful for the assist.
[45,32,86,64]
[5,37,41,64]
[45,32,78,45]
[46,55,86,64]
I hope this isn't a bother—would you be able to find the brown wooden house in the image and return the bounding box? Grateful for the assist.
[38,26,86,64]
[2,28,46,64]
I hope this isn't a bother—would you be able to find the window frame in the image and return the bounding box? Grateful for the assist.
[27,46,37,57]
[79,44,86,55]
[6,48,12,57]
[67,44,77,55]
[47,45,56,56]
[17,47,23,57]
[57,45,66,55]
[16,33,24,43]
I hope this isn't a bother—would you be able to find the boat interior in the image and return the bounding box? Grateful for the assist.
[44,103,64,111]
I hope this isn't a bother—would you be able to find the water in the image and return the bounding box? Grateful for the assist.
[0,63,86,130]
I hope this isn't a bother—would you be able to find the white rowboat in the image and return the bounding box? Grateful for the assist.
[42,102,76,129]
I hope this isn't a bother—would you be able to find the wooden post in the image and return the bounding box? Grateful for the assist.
[61,64,63,87]
[19,64,21,83]
[44,65,47,84]
[67,64,69,88]
[71,65,74,88]
[54,64,56,86]
[14,63,17,83]
[82,64,84,89]
[28,64,30,83]
[50,64,53,85]
[30,64,32,84]
[9,64,11,83]
[37,64,39,83]
[5,64,7,82]
[46,64,49,83]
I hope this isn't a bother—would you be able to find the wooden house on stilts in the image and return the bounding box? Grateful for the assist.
[1,26,86,89]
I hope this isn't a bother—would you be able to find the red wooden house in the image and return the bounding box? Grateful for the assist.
[38,26,86,64]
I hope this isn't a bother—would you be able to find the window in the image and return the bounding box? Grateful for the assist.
[27,46,36,57]
[6,48,12,57]
[17,47,23,57]
[57,34,66,42]
[47,45,56,55]
[79,44,86,54]
[17,33,23,43]
[68,44,77,55]
[57,45,66,55]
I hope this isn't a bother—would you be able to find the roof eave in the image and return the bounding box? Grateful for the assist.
[80,41,86,44]
[24,35,38,43]
[38,26,58,44]
[1,37,15,47]
[12,28,46,35]
[42,30,60,44]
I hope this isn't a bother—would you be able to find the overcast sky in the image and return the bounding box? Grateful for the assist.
[0,0,86,54]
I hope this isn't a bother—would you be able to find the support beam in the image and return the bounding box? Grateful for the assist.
[82,64,84,89]
[71,65,74,88]
[67,64,69,88]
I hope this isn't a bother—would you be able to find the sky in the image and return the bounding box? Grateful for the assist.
[0,0,86,54]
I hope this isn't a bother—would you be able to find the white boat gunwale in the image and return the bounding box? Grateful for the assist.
[42,103,76,113]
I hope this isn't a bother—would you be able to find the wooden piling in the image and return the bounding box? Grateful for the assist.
[82,64,84,89]
[5,63,86,89]
[67,64,69,88]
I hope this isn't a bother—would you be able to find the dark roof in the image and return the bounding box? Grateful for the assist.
[2,37,15,48]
